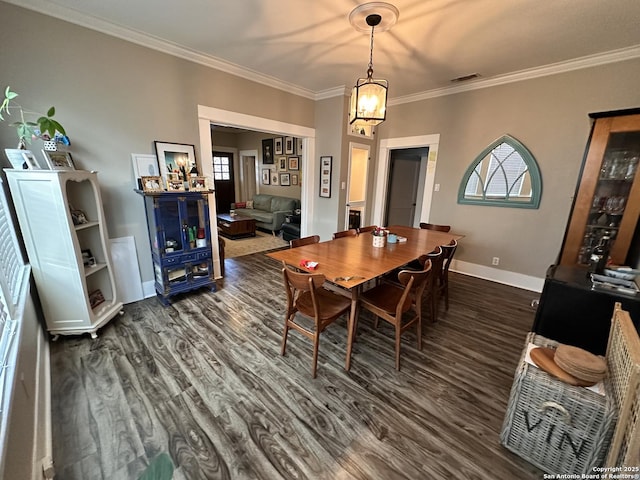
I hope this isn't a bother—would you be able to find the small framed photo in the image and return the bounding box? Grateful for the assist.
[278,156,287,171]
[167,179,185,192]
[262,138,274,164]
[4,148,29,169]
[284,136,294,155]
[89,289,105,309]
[270,171,279,186]
[42,150,75,170]
[141,176,164,192]
[296,138,303,155]
[280,173,291,186]
[292,174,299,186]
[274,137,283,155]
[70,208,89,225]
[81,249,96,267]
[262,169,271,185]
[189,176,208,191]
[23,151,43,170]
[288,156,299,171]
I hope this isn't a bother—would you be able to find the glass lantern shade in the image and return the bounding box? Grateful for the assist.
[349,77,388,126]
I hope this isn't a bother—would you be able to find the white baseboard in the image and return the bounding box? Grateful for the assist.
[451,259,544,293]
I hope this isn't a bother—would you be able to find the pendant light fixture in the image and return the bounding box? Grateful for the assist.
[348,2,398,127]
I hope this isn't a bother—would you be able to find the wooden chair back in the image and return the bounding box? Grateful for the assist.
[290,235,320,249]
[333,229,358,239]
[419,222,451,232]
[438,239,458,310]
[357,225,377,234]
[417,247,443,321]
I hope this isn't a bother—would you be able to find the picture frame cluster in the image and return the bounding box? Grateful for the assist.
[261,136,301,187]
[4,148,75,171]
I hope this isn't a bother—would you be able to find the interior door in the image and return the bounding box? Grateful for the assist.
[385,154,420,226]
[212,151,235,213]
[345,143,370,229]
[239,151,257,201]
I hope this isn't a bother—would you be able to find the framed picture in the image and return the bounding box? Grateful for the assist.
[280,173,291,186]
[154,141,196,186]
[167,179,185,192]
[320,156,332,198]
[131,153,159,189]
[284,136,294,155]
[22,151,43,170]
[262,169,271,185]
[262,138,274,164]
[70,208,89,225]
[141,175,164,192]
[296,138,303,155]
[274,137,283,155]
[89,289,105,309]
[189,176,208,191]
[270,171,279,186]
[278,156,287,171]
[288,156,299,171]
[42,150,75,170]
[292,174,299,186]
[5,148,29,169]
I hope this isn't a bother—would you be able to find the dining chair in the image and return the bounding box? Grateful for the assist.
[417,246,444,322]
[358,261,432,370]
[419,222,451,232]
[281,263,352,378]
[438,239,458,311]
[357,225,377,234]
[290,234,320,249]
[333,228,358,239]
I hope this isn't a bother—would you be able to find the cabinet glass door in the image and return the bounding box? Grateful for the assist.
[157,198,183,253]
[184,197,209,249]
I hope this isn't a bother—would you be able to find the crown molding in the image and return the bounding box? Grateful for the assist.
[389,44,640,106]
[6,1,640,105]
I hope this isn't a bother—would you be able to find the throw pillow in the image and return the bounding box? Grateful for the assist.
[235,202,246,208]
[246,200,254,209]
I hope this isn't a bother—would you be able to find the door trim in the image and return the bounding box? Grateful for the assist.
[373,134,440,227]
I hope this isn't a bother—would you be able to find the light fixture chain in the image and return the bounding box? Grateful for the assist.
[368,25,375,78]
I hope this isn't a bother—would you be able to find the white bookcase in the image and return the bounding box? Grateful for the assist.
[5,169,123,338]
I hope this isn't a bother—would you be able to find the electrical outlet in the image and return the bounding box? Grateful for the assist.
[492,257,500,265]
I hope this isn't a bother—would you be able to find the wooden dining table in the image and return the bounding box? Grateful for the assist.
[267,225,463,371]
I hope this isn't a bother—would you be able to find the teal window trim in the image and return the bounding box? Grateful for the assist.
[457,135,542,209]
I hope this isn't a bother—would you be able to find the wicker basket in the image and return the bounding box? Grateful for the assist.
[605,302,640,468]
[500,333,617,474]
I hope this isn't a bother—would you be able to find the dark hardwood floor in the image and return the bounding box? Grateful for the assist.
[51,252,543,479]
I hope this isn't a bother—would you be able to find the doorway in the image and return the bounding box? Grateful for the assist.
[345,143,370,230]
[238,149,258,200]
[212,151,235,213]
[384,148,426,226]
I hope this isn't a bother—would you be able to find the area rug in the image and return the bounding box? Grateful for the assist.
[223,230,288,258]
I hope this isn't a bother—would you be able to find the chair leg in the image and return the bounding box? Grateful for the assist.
[374,315,379,329]
[312,333,320,378]
[444,282,450,310]
[417,314,422,351]
[281,317,291,356]
[395,323,401,370]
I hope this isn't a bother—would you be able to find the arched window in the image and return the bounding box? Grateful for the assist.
[458,135,542,208]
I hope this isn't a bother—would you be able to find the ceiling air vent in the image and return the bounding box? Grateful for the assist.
[450,73,481,83]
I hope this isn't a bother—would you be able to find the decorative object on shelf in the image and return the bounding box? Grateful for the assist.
[278,156,287,171]
[131,153,159,189]
[0,85,69,149]
[262,138,274,164]
[154,141,197,187]
[189,176,208,191]
[167,178,185,192]
[372,226,388,247]
[348,3,398,127]
[262,169,270,185]
[274,137,283,155]
[89,289,105,309]
[288,156,299,170]
[319,155,332,198]
[4,148,28,169]
[70,207,89,225]
[42,149,75,170]
[280,173,291,186]
[141,176,163,192]
[21,150,41,170]
[81,249,96,267]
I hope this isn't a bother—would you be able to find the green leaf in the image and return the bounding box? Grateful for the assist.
[50,119,66,135]
[138,453,174,480]
[46,106,55,117]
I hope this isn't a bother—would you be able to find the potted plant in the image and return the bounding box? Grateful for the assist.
[0,85,69,149]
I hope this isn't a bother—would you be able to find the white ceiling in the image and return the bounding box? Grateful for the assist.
[7,0,640,100]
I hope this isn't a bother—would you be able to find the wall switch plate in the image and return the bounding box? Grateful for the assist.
[492,257,500,265]
[434,183,440,191]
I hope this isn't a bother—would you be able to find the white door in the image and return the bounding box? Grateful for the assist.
[239,149,258,200]
[345,143,370,229]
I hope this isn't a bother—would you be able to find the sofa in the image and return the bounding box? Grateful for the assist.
[231,194,300,233]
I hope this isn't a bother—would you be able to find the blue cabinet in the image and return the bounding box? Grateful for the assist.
[139,191,215,305]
